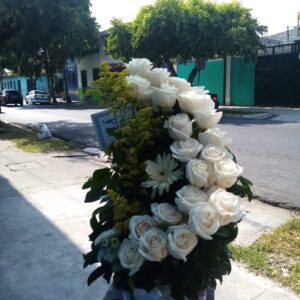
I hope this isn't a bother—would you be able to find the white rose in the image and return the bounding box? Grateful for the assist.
[188,202,220,240]
[168,77,191,93]
[200,145,233,165]
[167,228,198,262]
[118,239,145,275]
[146,68,169,87]
[209,189,245,226]
[151,203,182,225]
[204,185,220,197]
[214,159,243,188]
[170,138,203,163]
[139,228,168,262]
[164,113,194,140]
[192,109,223,129]
[129,215,157,242]
[190,86,210,94]
[198,128,232,147]
[125,58,153,77]
[151,84,178,108]
[178,90,214,114]
[127,75,153,101]
[186,159,215,188]
[175,185,208,214]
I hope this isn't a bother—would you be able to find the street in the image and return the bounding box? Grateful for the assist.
[0,104,300,209]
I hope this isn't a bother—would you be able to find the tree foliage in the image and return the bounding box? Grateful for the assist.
[0,0,99,102]
[106,0,266,82]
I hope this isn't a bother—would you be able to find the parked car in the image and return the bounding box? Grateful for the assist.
[0,89,23,106]
[25,90,51,104]
[209,93,219,109]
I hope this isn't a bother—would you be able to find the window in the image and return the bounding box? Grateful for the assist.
[13,81,16,89]
[93,68,100,81]
[81,70,87,90]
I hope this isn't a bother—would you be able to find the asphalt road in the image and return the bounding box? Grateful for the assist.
[0,103,103,148]
[1,103,299,209]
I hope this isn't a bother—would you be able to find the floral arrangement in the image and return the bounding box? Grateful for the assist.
[83,58,253,300]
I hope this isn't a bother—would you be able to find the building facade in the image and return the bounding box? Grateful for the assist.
[75,30,118,102]
[1,74,49,97]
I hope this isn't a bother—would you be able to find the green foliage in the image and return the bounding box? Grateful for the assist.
[106,0,266,81]
[107,189,145,232]
[0,121,74,153]
[227,176,253,201]
[90,61,134,127]
[0,0,99,100]
[83,167,120,203]
[106,19,133,63]
[231,218,300,294]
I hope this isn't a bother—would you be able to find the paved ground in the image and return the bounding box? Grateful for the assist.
[0,140,299,300]
[1,104,300,209]
[219,108,300,209]
[0,103,103,148]
[0,141,109,299]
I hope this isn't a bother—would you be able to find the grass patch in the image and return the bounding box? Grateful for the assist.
[220,109,265,115]
[0,121,74,153]
[230,217,300,294]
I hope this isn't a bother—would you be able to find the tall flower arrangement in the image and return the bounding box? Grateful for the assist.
[83,58,253,299]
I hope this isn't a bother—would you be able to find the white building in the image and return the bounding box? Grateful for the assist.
[76,31,117,91]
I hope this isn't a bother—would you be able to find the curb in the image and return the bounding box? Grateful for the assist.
[223,112,274,119]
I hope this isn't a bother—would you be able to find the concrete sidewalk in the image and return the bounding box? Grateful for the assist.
[0,140,299,300]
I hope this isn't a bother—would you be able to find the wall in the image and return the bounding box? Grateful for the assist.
[177,58,255,106]
[36,75,49,91]
[177,59,224,104]
[76,52,100,89]
[230,57,255,106]
[1,76,48,97]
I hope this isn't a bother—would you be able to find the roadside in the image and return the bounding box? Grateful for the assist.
[220,105,300,122]
[0,121,74,153]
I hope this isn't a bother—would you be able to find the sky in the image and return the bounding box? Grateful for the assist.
[90,0,300,35]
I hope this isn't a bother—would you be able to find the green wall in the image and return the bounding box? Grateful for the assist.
[177,59,224,104]
[177,58,255,106]
[230,57,255,106]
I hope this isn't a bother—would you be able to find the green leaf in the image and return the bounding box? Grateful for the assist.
[83,250,98,269]
[238,176,253,201]
[103,268,113,283]
[92,168,111,181]
[82,178,93,189]
[239,176,253,186]
[87,265,107,286]
[85,189,107,203]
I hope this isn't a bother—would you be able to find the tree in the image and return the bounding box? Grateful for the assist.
[106,19,133,64]
[0,0,99,103]
[106,0,266,83]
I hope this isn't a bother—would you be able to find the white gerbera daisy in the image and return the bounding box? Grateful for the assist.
[142,154,183,197]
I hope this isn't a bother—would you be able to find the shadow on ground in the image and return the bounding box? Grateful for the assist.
[26,120,99,149]
[19,102,101,110]
[220,116,290,126]
[0,175,107,300]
